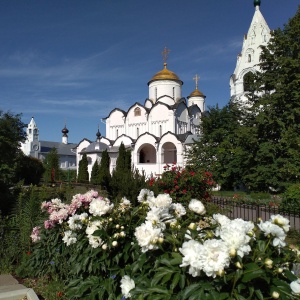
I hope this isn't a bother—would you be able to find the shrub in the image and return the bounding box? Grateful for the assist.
[19,189,300,299]
[281,183,300,210]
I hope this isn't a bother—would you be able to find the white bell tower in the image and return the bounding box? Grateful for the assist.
[230,0,271,105]
[21,117,40,156]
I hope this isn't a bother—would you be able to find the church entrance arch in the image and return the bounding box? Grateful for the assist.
[162,142,177,164]
[138,143,156,163]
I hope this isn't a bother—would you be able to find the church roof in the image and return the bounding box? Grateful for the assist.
[188,88,205,98]
[81,141,110,153]
[148,63,183,85]
[39,141,77,156]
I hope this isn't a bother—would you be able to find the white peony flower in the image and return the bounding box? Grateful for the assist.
[134,221,164,252]
[88,235,103,248]
[197,239,230,278]
[137,189,154,203]
[62,230,77,246]
[270,214,290,232]
[212,214,231,227]
[171,203,186,218]
[89,198,114,216]
[188,199,206,215]
[149,194,172,209]
[258,220,286,247]
[179,239,203,277]
[120,275,135,299]
[290,278,300,295]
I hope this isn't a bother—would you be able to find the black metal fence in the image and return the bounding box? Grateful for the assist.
[211,197,300,231]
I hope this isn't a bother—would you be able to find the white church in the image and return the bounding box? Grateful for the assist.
[75,0,271,179]
[21,0,271,179]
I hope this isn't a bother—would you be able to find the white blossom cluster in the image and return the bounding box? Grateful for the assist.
[180,212,290,279]
[135,190,186,253]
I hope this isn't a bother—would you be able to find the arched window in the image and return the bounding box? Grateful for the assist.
[134,107,141,116]
[243,72,255,93]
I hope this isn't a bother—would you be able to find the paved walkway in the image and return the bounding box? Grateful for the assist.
[0,274,39,299]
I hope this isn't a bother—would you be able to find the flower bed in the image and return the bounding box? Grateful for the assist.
[22,189,300,299]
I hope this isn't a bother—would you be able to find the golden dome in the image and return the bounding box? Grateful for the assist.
[148,63,183,85]
[188,88,205,98]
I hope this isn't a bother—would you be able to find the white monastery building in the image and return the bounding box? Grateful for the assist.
[76,47,205,178]
[21,117,77,170]
[76,0,271,180]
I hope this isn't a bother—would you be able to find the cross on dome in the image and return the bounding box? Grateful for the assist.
[193,74,200,90]
[161,47,170,67]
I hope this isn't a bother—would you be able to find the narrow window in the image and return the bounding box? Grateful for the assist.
[116,129,119,138]
[134,107,141,116]
[155,87,157,100]
[137,127,139,137]
[159,125,162,137]
[248,54,251,62]
[173,87,175,99]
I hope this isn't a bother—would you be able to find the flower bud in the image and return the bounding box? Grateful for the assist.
[188,223,197,230]
[277,268,283,274]
[229,248,237,257]
[272,291,280,299]
[216,269,225,277]
[109,218,113,222]
[207,231,214,238]
[158,237,164,244]
[116,224,120,229]
[235,262,243,269]
[177,225,181,229]
[264,258,273,268]
[120,231,126,237]
[112,241,118,247]
[102,244,107,250]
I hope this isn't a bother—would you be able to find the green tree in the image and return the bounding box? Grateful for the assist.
[90,160,100,185]
[243,6,300,191]
[0,110,26,214]
[43,148,60,183]
[98,149,111,192]
[187,104,243,190]
[77,153,89,183]
[15,154,45,185]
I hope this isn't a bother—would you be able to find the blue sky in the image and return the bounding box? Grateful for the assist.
[0,0,298,144]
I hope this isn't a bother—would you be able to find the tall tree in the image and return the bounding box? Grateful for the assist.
[98,149,111,192]
[43,148,60,183]
[90,160,100,185]
[110,143,132,199]
[187,104,242,190]
[244,6,300,191]
[0,110,26,213]
[77,153,89,183]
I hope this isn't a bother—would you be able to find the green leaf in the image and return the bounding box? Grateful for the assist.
[254,289,264,300]
[180,283,201,299]
[170,272,180,291]
[241,269,265,283]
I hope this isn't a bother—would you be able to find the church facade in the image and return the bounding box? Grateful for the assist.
[76,52,205,178]
[76,0,271,180]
